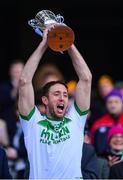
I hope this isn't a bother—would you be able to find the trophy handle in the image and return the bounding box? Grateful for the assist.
[28,19,43,36]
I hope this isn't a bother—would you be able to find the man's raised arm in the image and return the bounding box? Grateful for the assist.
[68,44,92,112]
[18,30,48,116]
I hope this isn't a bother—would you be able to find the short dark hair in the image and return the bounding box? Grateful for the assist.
[41,81,68,96]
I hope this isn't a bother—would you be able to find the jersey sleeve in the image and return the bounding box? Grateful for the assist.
[66,101,89,131]
[19,106,42,138]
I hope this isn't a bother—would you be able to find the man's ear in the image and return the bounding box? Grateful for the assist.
[41,96,48,106]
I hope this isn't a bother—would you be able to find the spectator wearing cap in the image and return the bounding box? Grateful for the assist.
[90,89,123,156]
[107,125,123,164]
[107,125,123,178]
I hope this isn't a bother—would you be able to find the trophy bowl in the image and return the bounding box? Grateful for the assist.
[28,10,75,52]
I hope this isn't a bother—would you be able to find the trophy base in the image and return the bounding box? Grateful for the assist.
[47,25,75,52]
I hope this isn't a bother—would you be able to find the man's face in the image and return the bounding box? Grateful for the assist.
[45,84,68,119]
[106,96,123,115]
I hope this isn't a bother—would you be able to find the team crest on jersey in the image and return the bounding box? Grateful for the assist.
[37,117,71,145]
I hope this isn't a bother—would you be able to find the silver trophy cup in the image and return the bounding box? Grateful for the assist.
[28,10,75,52]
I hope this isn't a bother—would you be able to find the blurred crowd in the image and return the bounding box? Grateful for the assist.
[1,59,123,179]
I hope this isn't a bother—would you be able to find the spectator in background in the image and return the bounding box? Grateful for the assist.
[0,59,24,144]
[6,121,27,179]
[82,142,99,179]
[5,101,27,179]
[107,125,123,166]
[0,147,12,179]
[88,74,114,128]
[0,118,9,147]
[82,131,99,179]
[83,128,109,179]
[90,89,123,156]
[107,125,123,179]
[98,75,114,98]
[33,62,64,92]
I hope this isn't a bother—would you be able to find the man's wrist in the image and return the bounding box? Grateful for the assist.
[68,44,75,52]
[39,41,48,52]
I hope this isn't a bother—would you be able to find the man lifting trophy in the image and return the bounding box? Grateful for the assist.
[28,10,75,52]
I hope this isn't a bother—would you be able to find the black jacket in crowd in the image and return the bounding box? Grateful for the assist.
[0,147,12,179]
[82,143,99,179]
[109,161,123,179]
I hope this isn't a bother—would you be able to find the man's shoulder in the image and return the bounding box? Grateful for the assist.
[19,106,44,122]
[66,101,89,117]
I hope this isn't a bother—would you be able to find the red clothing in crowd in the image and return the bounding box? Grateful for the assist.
[90,112,123,143]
